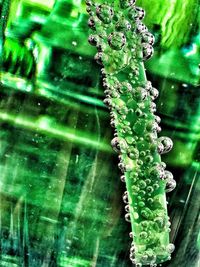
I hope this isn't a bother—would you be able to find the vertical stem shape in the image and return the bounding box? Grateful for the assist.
[86,0,176,265]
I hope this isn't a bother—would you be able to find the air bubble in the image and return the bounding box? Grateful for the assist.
[166,178,176,193]
[135,7,145,20]
[149,165,165,180]
[128,147,139,159]
[154,217,165,229]
[150,87,159,100]
[138,180,147,189]
[164,170,173,180]
[88,34,98,46]
[118,162,126,172]
[145,155,153,163]
[130,244,135,254]
[116,18,132,31]
[158,137,173,154]
[157,142,165,154]
[136,21,148,34]
[142,43,154,60]
[120,0,136,9]
[146,186,154,194]
[142,32,155,45]
[121,175,126,182]
[108,32,126,50]
[167,243,175,253]
[94,52,103,65]
[147,198,154,205]
[118,81,133,94]
[88,17,96,29]
[85,0,92,6]
[138,201,145,207]
[155,115,161,124]
[150,102,157,113]
[111,137,120,153]
[132,185,139,193]
[125,213,131,222]
[125,205,130,212]
[123,191,129,204]
[96,4,114,24]
[134,87,147,101]
[141,208,153,219]
[145,81,152,91]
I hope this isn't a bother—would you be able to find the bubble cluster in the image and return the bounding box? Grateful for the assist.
[86,0,175,266]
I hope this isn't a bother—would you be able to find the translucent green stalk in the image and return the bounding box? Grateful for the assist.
[86,0,176,266]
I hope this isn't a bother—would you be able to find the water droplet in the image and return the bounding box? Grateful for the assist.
[130,255,136,264]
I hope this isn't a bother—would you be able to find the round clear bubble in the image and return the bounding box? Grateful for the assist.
[96,4,114,24]
[108,32,126,50]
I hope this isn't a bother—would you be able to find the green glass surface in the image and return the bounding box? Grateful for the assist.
[0,0,199,267]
